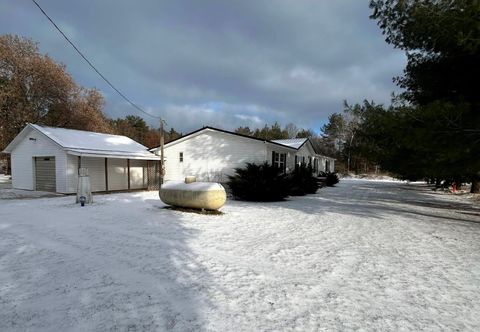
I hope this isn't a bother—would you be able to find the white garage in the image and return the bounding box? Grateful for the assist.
[3,123,160,193]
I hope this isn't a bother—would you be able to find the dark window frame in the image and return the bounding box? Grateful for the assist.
[272,151,287,173]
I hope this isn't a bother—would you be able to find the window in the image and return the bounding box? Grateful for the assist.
[179,152,184,162]
[272,151,287,173]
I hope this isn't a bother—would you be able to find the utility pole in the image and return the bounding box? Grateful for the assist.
[159,119,165,187]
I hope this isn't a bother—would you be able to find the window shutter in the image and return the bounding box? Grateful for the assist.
[272,151,275,167]
[295,155,298,169]
[282,154,287,173]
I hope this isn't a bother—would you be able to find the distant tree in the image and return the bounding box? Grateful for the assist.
[235,126,253,136]
[110,115,149,144]
[295,129,315,138]
[269,122,288,140]
[318,104,364,173]
[284,123,299,138]
[321,113,347,151]
[72,88,112,133]
[252,122,288,140]
[342,102,363,173]
[144,129,160,149]
[165,127,181,142]
[310,136,336,157]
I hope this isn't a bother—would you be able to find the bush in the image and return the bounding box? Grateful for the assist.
[227,162,290,201]
[287,163,319,196]
[319,171,340,187]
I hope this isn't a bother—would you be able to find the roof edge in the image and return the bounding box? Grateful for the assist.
[150,126,298,151]
[3,123,39,153]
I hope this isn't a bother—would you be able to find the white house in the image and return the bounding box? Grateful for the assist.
[3,123,160,193]
[151,126,335,183]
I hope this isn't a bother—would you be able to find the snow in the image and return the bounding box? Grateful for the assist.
[0,174,11,189]
[1,180,479,331]
[271,138,308,149]
[0,189,62,200]
[30,124,158,159]
[162,181,225,191]
[341,173,403,182]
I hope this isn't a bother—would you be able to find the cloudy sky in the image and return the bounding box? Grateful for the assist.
[1,0,406,133]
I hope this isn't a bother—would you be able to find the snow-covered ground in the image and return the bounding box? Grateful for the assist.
[1,180,479,331]
[0,188,62,200]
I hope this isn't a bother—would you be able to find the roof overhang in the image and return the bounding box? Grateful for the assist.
[66,149,160,160]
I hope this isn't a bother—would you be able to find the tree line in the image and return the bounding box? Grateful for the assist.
[332,0,480,192]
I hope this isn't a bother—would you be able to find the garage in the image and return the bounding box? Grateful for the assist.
[3,123,160,193]
[35,156,56,192]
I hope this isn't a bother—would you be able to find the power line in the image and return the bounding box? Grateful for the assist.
[31,0,160,120]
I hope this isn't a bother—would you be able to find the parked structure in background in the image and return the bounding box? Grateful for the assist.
[151,126,335,183]
[2,124,160,193]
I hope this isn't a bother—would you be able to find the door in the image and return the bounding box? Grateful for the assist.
[35,156,56,192]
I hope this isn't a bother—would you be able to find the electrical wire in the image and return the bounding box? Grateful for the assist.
[31,0,160,120]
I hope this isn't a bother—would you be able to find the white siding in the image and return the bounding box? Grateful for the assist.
[10,128,67,192]
[161,130,268,182]
[295,142,316,166]
[130,159,147,189]
[107,158,128,191]
[318,157,327,172]
[327,159,335,172]
[82,157,106,192]
[266,144,296,172]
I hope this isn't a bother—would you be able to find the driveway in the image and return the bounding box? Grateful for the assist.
[0,180,479,331]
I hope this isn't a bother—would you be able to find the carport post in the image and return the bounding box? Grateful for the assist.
[105,158,109,192]
[127,159,130,191]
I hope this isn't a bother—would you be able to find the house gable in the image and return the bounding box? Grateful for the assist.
[162,129,269,182]
[154,126,298,152]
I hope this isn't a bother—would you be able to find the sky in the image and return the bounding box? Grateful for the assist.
[0,0,406,133]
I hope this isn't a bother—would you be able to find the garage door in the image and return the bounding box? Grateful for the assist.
[35,157,56,192]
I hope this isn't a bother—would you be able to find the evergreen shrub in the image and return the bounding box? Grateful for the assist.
[227,162,289,201]
[287,163,319,196]
[319,171,340,187]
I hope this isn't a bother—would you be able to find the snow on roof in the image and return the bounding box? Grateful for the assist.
[31,124,158,160]
[271,138,308,149]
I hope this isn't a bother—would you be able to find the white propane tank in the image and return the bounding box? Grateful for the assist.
[160,179,226,211]
[76,167,93,205]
